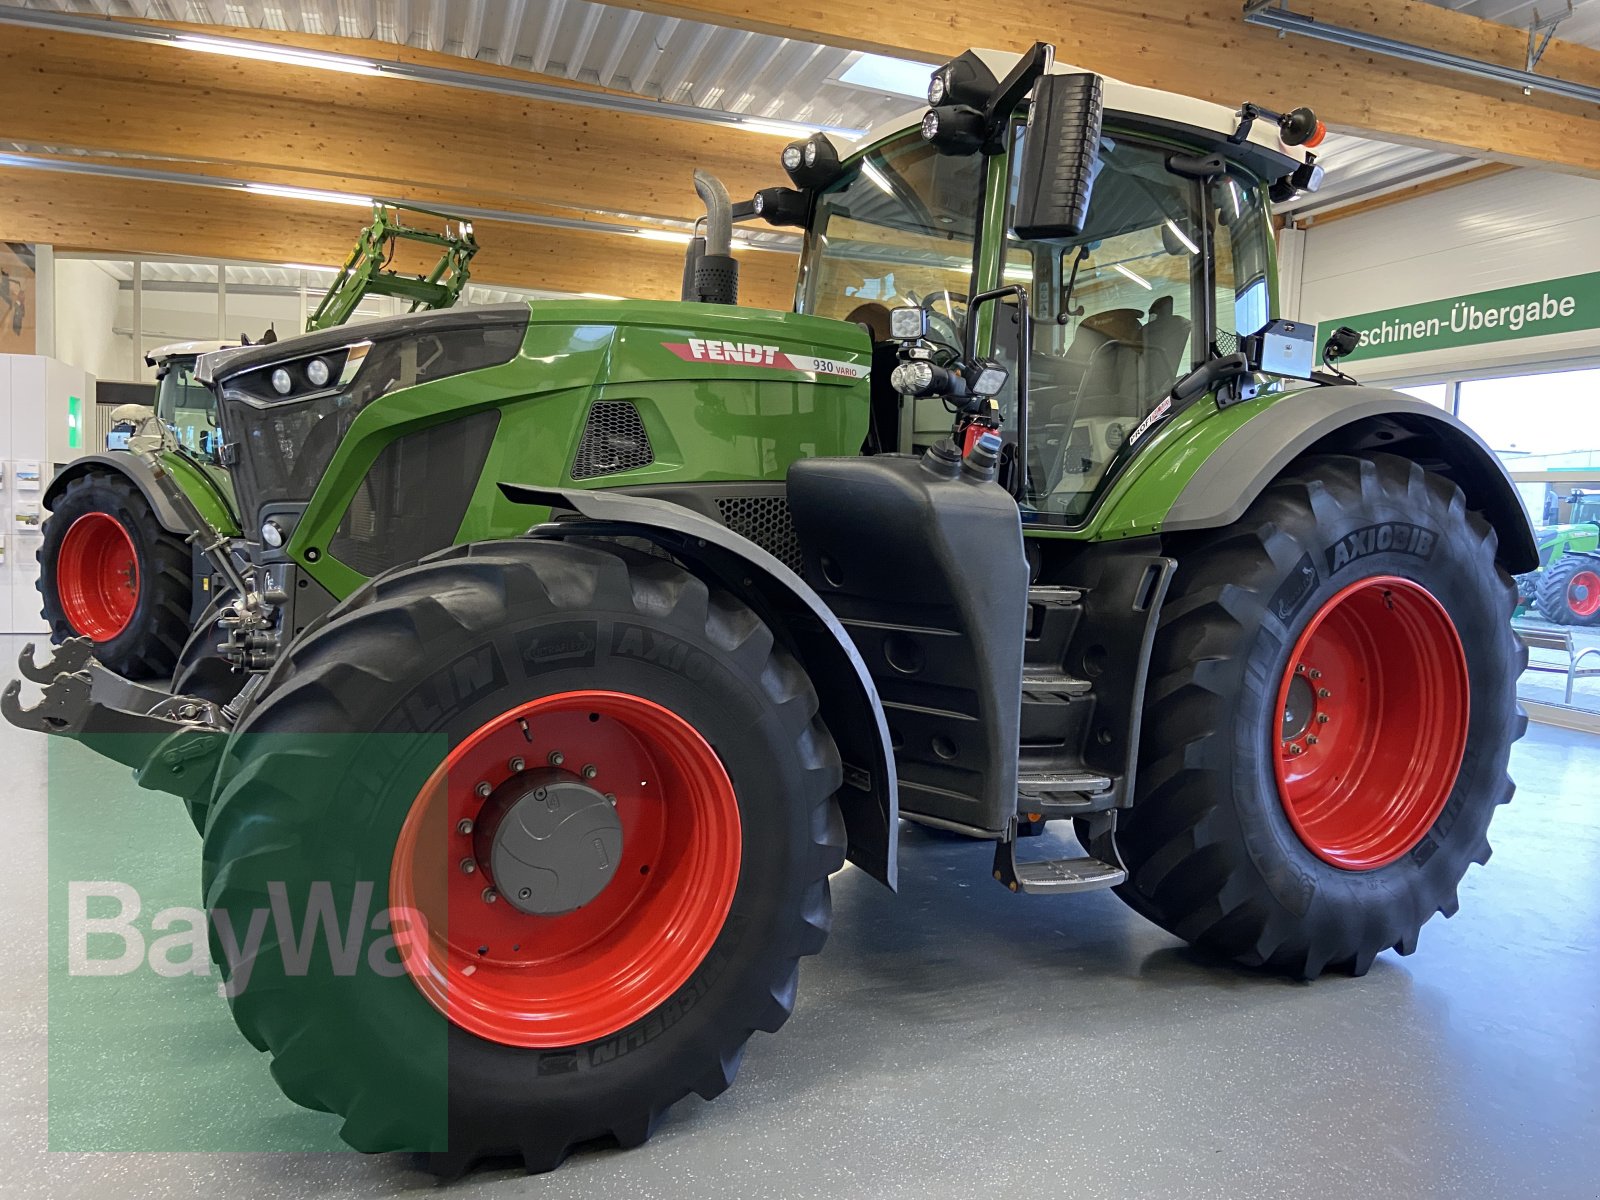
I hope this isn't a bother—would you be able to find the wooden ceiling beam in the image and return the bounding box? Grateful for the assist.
[610,0,1600,176]
[0,167,797,312]
[0,27,793,225]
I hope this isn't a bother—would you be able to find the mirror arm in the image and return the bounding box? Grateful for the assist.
[966,284,1032,500]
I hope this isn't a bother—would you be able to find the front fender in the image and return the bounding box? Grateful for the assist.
[1098,387,1537,573]
[501,483,899,890]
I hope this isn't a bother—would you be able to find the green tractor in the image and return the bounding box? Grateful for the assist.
[33,203,480,683]
[1522,489,1600,625]
[8,45,1534,1176]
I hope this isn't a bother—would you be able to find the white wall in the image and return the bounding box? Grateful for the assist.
[1295,169,1600,381]
[53,259,139,383]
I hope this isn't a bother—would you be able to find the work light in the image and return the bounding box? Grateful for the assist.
[921,106,987,156]
[889,306,929,341]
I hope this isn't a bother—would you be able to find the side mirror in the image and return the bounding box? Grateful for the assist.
[1013,72,1104,242]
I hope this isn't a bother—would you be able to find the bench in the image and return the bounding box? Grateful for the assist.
[1513,620,1600,705]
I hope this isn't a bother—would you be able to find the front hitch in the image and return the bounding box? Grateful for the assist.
[4,638,229,804]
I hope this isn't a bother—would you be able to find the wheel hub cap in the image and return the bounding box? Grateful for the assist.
[1273,575,1470,871]
[56,512,139,640]
[1570,570,1600,617]
[389,689,742,1048]
[474,770,622,916]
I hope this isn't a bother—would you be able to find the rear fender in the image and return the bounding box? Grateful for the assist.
[43,453,239,538]
[44,454,188,533]
[501,483,899,890]
[1123,388,1537,573]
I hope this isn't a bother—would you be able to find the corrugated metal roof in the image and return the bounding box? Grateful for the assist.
[1421,0,1600,51]
[13,0,1531,216]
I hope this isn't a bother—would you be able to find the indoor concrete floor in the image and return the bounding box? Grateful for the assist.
[2,631,1597,1199]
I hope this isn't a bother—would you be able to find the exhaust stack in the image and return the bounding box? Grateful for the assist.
[684,170,739,305]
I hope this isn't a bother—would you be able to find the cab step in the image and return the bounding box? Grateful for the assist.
[1027,585,1083,607]
[992,837,1126,895]
[1021,667,1093,696]
[1018,769,1113,797]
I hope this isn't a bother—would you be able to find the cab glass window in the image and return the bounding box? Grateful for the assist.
[798,132,985,347]
[998,134,1205,521]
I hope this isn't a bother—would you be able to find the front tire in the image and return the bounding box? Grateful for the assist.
[200,539,844,1174]
[1114,454,1524,979]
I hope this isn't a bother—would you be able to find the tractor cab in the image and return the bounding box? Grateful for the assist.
[757,47,1326,527]
[149,340,235,462]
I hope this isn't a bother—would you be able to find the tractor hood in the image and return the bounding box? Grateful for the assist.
[198,297,874,568]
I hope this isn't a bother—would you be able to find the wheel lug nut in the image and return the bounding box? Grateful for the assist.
[1306,735,1319,745]
[1317,713,1329,724]
[482,888,498,904]
[509,756,525,773]
[605,793,617,806]
[460,858,476,875]
[582,764,598,780]
[1288,744,1303,756]
[548,751,564,766]
[1309,669,1322,680]
[1296,663,1307,675]
[1318,688,1331,698]
[456,818,473,835]
[475,781,492,799]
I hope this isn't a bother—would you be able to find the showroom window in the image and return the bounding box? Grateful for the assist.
[1444,363,1600,725]
[1395,382,1449,407]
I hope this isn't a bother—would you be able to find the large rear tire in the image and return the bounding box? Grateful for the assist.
[37,469,192,679]
[1113,454,1524,979]
[1534,552,1600,626]
[200,538,844,1175]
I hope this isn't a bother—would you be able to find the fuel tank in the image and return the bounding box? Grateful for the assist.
[788,442,1029,836]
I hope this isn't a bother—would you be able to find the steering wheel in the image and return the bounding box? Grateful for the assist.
[904,289,968,355]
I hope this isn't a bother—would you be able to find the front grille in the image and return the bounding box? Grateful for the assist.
[329,411,499,578]
[715,495,803,574]
[572,401,654,480]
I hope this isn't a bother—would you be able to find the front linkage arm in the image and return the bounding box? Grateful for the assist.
[4,638,229,803]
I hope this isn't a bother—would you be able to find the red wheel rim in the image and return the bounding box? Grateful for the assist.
[1273,575,1470,871]
[1568,569,1600,617]
[55,512,139,640]
[390,690,742,1048]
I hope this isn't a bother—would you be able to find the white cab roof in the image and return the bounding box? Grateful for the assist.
[144,339,239,366]
[852,50,1311,169]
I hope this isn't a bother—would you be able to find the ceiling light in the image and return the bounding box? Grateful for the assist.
[632,229,693,244]
[174,34,383,76]
[1112,262,1153,290]
[1163,219,1200,255]
[733,115,854,140]
[245,182,373,207]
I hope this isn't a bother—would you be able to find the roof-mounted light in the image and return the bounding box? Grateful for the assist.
[781,133,847,190]
[926,51,999,110]
[752,187,810,228]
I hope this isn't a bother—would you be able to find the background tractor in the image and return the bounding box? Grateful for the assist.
[1519,488,1600,625]
[33,203,479,680]
[9,44,1534,1178]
